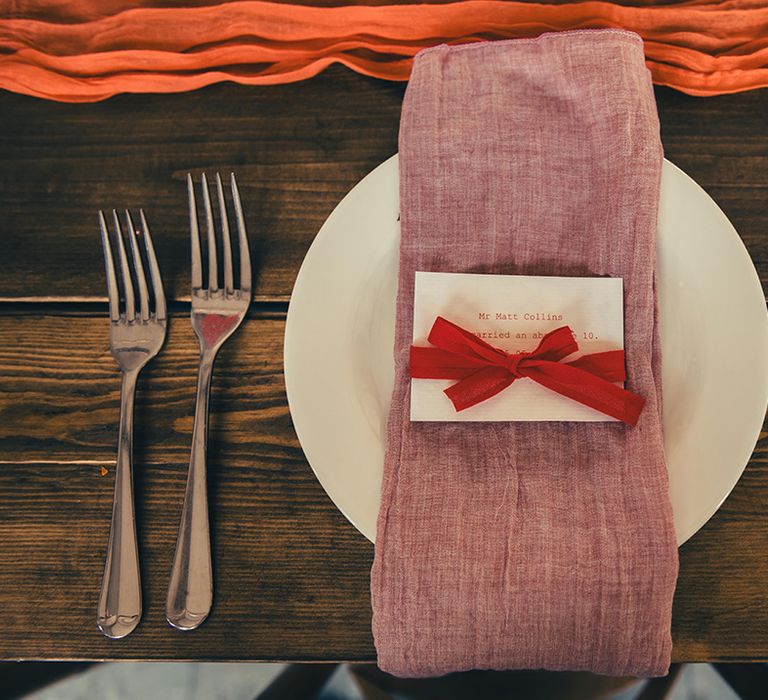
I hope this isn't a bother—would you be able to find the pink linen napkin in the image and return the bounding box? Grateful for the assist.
[371,29,678,678]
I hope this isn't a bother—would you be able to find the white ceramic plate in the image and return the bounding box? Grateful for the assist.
[285,155,768,545]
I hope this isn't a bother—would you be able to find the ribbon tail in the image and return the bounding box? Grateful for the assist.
[444,365,515,412]
[524,362,645,426]
[565,350,627,382]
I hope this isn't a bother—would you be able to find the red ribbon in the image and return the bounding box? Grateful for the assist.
[410,316,645,426]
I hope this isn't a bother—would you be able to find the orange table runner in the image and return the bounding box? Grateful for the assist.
[2,1,767,101]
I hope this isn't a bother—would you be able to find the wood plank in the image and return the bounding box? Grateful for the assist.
[1,78,767,304]
[673,451,768,663]
[0,312,295,463]
[0,312,375,660]
[0,67,404,304]
[0,458,375,661]
[0,313,766,661]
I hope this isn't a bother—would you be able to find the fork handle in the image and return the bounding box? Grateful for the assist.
[97,369,142,639]
[166,349,216,630]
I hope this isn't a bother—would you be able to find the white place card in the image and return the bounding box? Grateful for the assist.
[410,271,624,422]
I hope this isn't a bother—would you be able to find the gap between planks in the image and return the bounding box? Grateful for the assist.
[0,299,289,317]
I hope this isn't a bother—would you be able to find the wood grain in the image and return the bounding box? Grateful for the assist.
[0,313,375,660]
[0,68,404,304]
[0,314,766,661]
[0,313,293,464]
[1,75,767,304]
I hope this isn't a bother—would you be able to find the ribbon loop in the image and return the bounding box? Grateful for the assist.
[410,316,645,426]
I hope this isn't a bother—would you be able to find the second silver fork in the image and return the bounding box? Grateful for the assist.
[166,172,251,630]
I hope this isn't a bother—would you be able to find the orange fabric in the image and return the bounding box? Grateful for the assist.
[1,1,767,101]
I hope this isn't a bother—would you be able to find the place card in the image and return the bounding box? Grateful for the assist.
[411,271,624,422]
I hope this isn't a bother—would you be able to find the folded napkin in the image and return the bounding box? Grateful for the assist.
[371,30,678,678]
[2,1,768,101]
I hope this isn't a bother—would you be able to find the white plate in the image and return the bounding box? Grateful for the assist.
[284,155,768,545]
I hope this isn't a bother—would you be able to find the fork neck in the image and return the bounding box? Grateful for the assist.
[116,369,140,469]
[195,346,219,404]
[198,344,220,368]
[119,370,139,419]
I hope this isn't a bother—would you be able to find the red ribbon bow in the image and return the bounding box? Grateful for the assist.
[410,317,645,426]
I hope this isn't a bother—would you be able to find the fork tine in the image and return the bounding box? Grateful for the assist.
[124,210,150,322]
[201,173,218,292]
[215,173,234,294]
[188,173,203,291]
[140,209,166,321]
[230,173,251,293]
[112,209,135,321]
[98,211,120,322]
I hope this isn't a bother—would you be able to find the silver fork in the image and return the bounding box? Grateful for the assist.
[166,173,251,630]
[97,209,166,639]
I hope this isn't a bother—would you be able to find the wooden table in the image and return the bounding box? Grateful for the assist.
[0,69,766,663]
